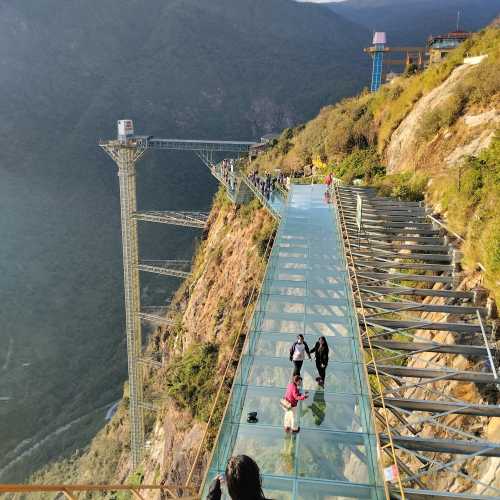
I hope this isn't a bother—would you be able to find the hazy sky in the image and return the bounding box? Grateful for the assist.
[296,1,345,3]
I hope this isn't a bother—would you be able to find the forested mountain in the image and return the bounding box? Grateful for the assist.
[327,0,499,45]
[0,0,370,481]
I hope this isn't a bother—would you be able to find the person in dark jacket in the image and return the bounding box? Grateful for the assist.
[289,334,311,376]
[310,336,329,385]
[207,455,267,500]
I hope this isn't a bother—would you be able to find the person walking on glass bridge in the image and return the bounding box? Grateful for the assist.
[310,336,329,386]
[325,172,332,187]
[289,334,311,376]
[229,159,235,190]
[283,375,309,433]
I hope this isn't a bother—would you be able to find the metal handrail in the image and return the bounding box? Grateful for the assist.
[427,214,486,272]
[240,175,282,220]
[0,483,198,499]
[275,182,288,199]
[427,214,465,242]
[477,309,498,380]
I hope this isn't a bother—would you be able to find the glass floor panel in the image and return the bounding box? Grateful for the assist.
[253,334,355,362]
[263,311,350,323]
[246,356,364,395]
[260,315,351,337]
[203,185,384,499]
[239,386,373,434]
[296,480,385,500]
[297,429,379,483]
[260,295,351,306]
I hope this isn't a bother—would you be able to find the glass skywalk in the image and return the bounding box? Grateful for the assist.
[204,185,385,499]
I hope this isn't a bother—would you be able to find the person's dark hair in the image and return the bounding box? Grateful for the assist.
[225,455,265,500]
[297,334,304,340]
[292,374,302,385]
[319,336,328,349]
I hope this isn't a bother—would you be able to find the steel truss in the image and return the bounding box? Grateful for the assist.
[139,305,175,326]
[139,260,192,279]
[100,142,146,469]
[134,211,208,228]
[100,135,255,469]
[334,185,500,499]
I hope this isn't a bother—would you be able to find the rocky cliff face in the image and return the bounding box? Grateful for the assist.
[385,62,499,175]
[28,193,275,497]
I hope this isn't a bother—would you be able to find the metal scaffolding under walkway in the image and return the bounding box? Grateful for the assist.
[203,184,387,499]
[334,185,500,499]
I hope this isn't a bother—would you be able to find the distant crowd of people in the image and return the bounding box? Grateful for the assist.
[216,157,339,203]
[248,171,290,200]
[219,159,236,190]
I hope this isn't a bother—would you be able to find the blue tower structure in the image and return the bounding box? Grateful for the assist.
[370,32,387,92]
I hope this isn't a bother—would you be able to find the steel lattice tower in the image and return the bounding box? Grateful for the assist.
[100,141,146,468]
[100,120,256,470]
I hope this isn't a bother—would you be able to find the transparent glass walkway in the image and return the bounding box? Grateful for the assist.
[204,185,385,499]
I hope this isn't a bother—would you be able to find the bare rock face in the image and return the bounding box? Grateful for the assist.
[472,457,500,496]
[246,96,296,137]
[385,64,473,173]
[464,109,500,128]
[136,409,206,500]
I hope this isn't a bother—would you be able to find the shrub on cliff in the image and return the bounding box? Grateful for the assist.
[375,172,428,202]
[165,342,219,421]
[336,148,384,183]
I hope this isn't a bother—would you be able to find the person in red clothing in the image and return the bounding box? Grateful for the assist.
[324,173,333,203]
[283,375,309,433]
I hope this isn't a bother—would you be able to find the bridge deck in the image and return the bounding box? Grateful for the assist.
[204,185,385,499]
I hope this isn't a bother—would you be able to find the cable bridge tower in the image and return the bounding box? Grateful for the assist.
[100,120,257,468]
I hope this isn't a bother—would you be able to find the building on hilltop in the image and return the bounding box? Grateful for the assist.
[427,31,471,63]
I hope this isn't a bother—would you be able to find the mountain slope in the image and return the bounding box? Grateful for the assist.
[327,0,499,46]
[251,22,500,298]
[31,22,500,494]
[0,0,371,481]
